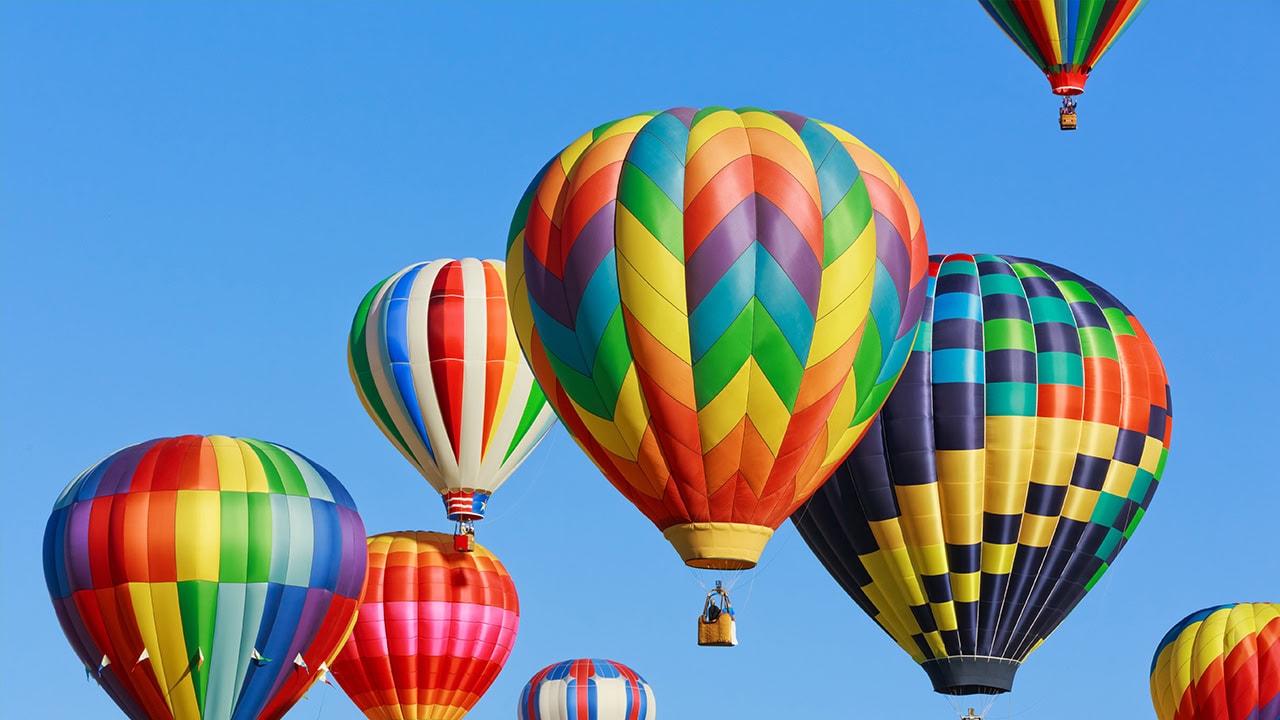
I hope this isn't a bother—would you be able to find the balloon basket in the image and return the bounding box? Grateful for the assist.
[697,614,736,647]
[453,533,475,552]
[1059,112,1077,130]
[696,582,737,647]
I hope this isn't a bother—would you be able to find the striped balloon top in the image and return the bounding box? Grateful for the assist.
[348,258,557,504]
[518,659,655,720]
[45,435,365,598]
[1150,603,1280,720]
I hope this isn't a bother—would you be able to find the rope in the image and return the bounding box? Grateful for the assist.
[479,429,560,525]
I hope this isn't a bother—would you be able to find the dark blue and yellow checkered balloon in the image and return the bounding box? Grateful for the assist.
[793,253,1172,696]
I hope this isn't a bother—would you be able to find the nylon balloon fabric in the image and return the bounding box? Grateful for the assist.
[42,435,369,720]
[1150,603,1280,720]
[506,107,928,570]
[348,258,557,522]
[979,0,1149,94]
[518,659,656,720]
[328,532,519,720]
[792,254,1172,695]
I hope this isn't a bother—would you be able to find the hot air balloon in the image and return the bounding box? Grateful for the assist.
[42,435,368,720]
[792,253,1172,697]
[1150,603,1280,720]
[518,659,655,720]
[506,106,928,574]
[978,0,1149,128]
[348,258,557,539]
[328,531,520,720]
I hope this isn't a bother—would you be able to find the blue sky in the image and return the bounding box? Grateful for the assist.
[2,2,1277,718]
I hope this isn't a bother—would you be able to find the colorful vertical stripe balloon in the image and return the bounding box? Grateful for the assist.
[793,254,1173,695]
[507,107,928,570]
[328,532,520,720]
[518,659,656,720]
[1151,603,1280,720]
[42,435,369,720]
[349,258,557,522]
[978,0,1149,94]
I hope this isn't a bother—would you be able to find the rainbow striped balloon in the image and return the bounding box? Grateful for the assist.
[1151,603,1280,720]
[979,0,1149,95]
[518,659,656,720]
[329,532,519,720]
[507,107,928,570]
[42,435,368,720]
[349,258,557,522]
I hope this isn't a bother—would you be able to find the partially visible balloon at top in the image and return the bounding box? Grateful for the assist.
[978,0,1149,95]
[348,258,558,524]
[506,107,928,570]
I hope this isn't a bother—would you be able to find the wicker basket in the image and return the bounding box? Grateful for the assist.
[697,587,738,646]
[698,613,736,646]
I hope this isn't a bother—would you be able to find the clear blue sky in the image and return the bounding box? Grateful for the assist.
[2,2,1277,719]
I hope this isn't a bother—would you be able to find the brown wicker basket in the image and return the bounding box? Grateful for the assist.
[697,613,736,646]
[696,587,737,646]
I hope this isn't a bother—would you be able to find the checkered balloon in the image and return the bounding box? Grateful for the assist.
[793,253,1173,696]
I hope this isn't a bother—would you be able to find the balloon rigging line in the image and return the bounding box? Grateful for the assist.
[312,683,329,720]
[481,427,560,525]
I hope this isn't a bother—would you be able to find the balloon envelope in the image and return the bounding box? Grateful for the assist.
[793,253,1172,695]
[1150,603,1280,720]
[978,0,1149,95]
[518,659,655,720]
[42,435,368,720]
[349,258,557,522]
[329,531,520,720]
[507,107,928,569]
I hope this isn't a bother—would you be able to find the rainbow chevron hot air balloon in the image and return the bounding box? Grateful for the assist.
[42,435,368,720]
[518,659,656,720]
[507,107,928,570]
[1151,603,1280,720]
[349,258,557,524]
[328,532,519,720]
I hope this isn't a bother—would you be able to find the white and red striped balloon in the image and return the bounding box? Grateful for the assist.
[348,258,556,522]
[518,658,656,720]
